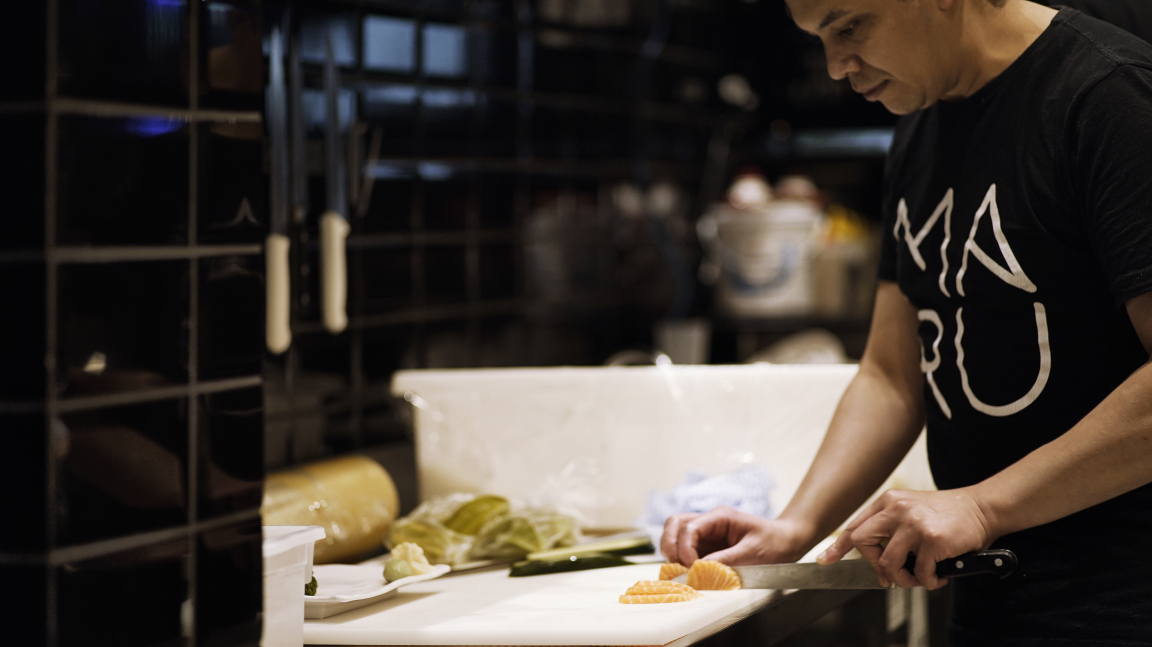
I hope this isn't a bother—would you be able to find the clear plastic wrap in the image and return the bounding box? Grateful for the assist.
[385,493,580,565]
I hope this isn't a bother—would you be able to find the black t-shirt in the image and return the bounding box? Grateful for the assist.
[1044,0,1152,42]
[878,8,1152,645]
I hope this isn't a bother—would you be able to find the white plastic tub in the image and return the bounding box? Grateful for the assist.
[262,525,326,647]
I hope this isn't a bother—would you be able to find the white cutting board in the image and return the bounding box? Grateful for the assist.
[303,563,772,646]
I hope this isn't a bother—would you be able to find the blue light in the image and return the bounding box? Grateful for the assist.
[418,162,454,181]
[124,117,185,137]
[791,128,895,158]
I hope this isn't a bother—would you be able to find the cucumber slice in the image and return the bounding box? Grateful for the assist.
[526,536,654,562]
[509,553,633,577]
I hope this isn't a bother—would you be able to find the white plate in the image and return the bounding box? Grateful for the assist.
[305,563,451,619]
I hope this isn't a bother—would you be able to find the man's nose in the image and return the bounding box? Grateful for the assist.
[825,44,862,80]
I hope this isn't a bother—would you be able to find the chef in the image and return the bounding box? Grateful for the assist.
[662,0,1152,643]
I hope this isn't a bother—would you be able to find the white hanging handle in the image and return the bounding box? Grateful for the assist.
[265,233,292,354]
[321,211,350,334]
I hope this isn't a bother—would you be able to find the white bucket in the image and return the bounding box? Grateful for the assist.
[262,525,326,647]
[698,201,825,318]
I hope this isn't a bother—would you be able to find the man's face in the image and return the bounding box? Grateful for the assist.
[785,0,953,115]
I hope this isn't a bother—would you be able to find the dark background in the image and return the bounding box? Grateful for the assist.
[2,1,899,645]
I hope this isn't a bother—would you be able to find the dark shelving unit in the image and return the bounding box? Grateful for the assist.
[1,2,266,645]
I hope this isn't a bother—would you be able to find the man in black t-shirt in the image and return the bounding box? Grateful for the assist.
[661,0,1152,644]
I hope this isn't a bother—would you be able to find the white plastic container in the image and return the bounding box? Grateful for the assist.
[698,201,825,318]
[262,525,326,647]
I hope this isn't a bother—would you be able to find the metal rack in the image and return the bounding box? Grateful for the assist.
[266,0,725,471]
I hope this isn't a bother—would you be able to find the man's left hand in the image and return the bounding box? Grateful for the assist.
[815,488,996,590]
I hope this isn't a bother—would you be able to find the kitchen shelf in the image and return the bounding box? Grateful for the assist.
[49,244,263,264]
[54,375,262,415]
[42,508,259,567]
[292,298,524,334]
[301,68,720,126]
[320,0,724,70]
[345,157,705,180]
[50,97,261,124]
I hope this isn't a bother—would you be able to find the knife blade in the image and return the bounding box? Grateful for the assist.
[673,549,1017,589]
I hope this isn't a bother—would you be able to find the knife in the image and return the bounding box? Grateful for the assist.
[320,26,350,334]
[673,550,1017,589]
[265,13,292,355]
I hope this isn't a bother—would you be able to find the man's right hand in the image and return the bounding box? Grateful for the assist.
[659,506,813,566]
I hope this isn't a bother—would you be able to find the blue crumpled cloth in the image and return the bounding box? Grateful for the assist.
[636,465,776,550]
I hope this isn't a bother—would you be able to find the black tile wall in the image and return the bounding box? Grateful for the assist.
[360,87,418,156]
[0,414,47,553]
[57,0,189,106]
[424,245,468,303]
[480,243,516,300]
[200,256,265,380]
[298,246,323,322]
[198,124,268,245]
[0,564,47,644]
[361,325,415,382]
[478,174,516,228]
[57,261,190,398]
[362,249,413,313]
[57,538,188,647]
[423,91,475,156]
[471,28,518,88]
[0,114,46,250]
[0,5,46,101]
[473,97,518,157]
[1,263,47,401]
[5,1,267,644]
[57,400,189,546]
[198,388,263,520]
[361,177,415,232]
[56,115,190,247]
[422,178,470,230]
[195,521,262,647]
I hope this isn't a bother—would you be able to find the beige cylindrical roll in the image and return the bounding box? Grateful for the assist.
[261,456,400,564]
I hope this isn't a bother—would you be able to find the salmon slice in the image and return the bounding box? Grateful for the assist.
[658,562,689,581]
[624,580,700,598]
[686,560,742,591]
[619,593,696,604]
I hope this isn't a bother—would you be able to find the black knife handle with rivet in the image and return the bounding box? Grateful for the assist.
[901,549,1017,579]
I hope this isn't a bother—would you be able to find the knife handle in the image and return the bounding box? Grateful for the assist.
[902,549,1017,580]
[320,211,349,334]
[265,233,292,354]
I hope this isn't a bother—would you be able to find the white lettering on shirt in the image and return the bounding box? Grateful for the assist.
[957,184,1038,296]
[894,189,953,297]
[955,303,1052,417]
[918,308,953,420]
[901,183,1050,419]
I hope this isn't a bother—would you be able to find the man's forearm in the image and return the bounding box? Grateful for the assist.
[779,367,926,554]
[973,357,1152,539]
[777,281,928,556]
